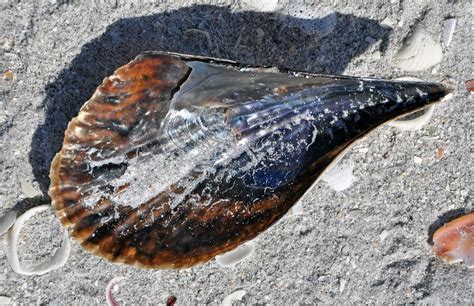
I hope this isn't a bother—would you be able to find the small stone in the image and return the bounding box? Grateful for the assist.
[465,80,474,92]
[256,28,265,39]
[166,295,177,306]
[339,279,347,292]
[3,70,14,82]
[413,156,422,164]
[436,147,445,160]
[379,230,389,242]
[2,37,14,51]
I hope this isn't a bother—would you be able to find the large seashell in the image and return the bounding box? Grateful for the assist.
[49,51,448,269]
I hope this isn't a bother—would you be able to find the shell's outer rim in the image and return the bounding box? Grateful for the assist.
[4,204,71,275]
[433,212,474,242]
[142,51,449,87]
[48,51,450,270]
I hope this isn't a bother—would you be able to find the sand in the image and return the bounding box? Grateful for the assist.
[0,0,472,304]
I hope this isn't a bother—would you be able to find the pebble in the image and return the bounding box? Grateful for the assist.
[222,290,247,306]
[413,156,423,164]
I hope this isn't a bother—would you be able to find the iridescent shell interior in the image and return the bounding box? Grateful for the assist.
[49,52,447,268]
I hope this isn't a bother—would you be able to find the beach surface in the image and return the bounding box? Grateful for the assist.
[0,0,472,304]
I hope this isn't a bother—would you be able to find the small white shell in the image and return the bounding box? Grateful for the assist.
[4,204,71,276]
[442,18,456,47]
[395,27,443,71]
[215,241,255,267]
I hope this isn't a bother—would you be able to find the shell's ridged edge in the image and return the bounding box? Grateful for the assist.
[48,53,248,269]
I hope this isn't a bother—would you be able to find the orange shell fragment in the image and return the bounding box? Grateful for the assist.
[432,212,474,268]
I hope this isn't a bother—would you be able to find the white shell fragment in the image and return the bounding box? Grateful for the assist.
[321,159,354,192]
[215,241,255,267]
[289,201,305,216]
[222,290,247,306]
[106,276,125,306]
[20,180,42,198]
[442,18,456,47]
[4,204,71,276]
[241,0,278,12]
[395,27,443,71]
[388,105,435,131]
[0,211,17,235]
[0,296,12,304]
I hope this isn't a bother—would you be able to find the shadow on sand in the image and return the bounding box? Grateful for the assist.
[29,5,392,193]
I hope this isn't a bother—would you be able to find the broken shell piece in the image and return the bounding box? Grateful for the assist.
[106,276,125,306]
[49,51,448,269]
[4,205,71,275]
[20,180,42,197]
[321,158,354,192]
[395,27,443,71]
[289,201,304,216]
[0,211,16,235]
[222,290,247,306]
[442,18,456,47]
[0,296,12,304]
[388,106,435,131]
[433,212,474,268]
[215,241,255,267]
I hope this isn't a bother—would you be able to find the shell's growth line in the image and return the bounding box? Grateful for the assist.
[49,52,448,269]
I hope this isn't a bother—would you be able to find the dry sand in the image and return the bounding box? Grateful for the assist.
[0,0,472,304]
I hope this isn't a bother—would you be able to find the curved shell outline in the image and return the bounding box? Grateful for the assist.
[49,51,448,269]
